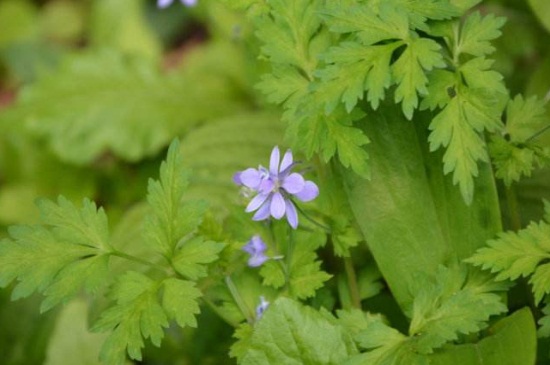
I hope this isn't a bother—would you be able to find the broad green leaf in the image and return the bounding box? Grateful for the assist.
[457,12,506,57]
[89,0,160,60]
[527,0,550,34]
[0,197,111,311]
[45,299,106,365]
[343,105,501,309]
[241,298,357,364]
[428,308,536,365]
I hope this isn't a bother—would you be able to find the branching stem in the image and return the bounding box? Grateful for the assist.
[294,203,331,233]
[110,250,167,272]
[225,275,254,324]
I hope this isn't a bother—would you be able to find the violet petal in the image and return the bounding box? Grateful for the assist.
[157,0,174,8]
[269,146,280,175]
[279,150,293,173]
[285,200,298,229]
[282,173,305,194]
[294,181,319,202]
[246,193,270,212]
[253,200,272,221]
[239,168,262,189]
[270,192,286,219]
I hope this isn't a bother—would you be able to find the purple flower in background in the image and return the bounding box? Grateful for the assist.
[234,146,319,229]
[157,0,197,8]
[255,296,270,320]
[242,235,269,267]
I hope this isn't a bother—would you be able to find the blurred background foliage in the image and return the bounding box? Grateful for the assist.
[0,0,549,364]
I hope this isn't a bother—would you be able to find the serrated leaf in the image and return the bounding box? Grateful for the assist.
[428,86,503,204]
[392,37,445,119]
[467,220,550,284]
[409,266,507,354]
[322,4,409,45]
[489,136,540,186]
[259,260,286,289]
[145,140,206,257]
[420,69,456,111]
[530,263,550,304]
[539,301,550,338]
[457,12,506,57]
[229,323,254,361]
[387,0,460,31]
[459,57,507,95]
[171,237,225,280]
[504,95,548,143]
[0,197,111,310]
[241,298,357,364]
[162,278,201,328]
[93,273,201,365]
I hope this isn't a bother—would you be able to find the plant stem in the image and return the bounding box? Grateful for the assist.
[202,297,240,328]
[525,124,550,143]
[294,203,331,233]
[284,227,295,292]
[225,275,254,324]
[505,186,522,231]
[110,250,167,272]
[344,257,361,309]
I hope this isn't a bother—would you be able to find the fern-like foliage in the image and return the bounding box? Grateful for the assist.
[0,140,225,365]
[467,204,550,304]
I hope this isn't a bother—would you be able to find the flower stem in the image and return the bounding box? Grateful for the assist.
[284,227,295,291]
[344,257,361,309]
[505,186,522,231]
[110,250,167,272]
[294,203,331,233]
[225,275,254,324]
[525,124,550,143]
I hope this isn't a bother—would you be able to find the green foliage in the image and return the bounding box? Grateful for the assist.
[238,298,357,364]
[0,197,110,312]
[490,95,550,185]
[467,208,550,303]
[540,300,550,338]
[408,266,507,353]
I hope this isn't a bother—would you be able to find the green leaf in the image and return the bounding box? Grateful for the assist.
[145,140,207,257]
[171,237,225,280]
[92,273,201,365]
[392,37,445,119]
[528,0,550,34]
[89,0,161,61]
[459,57,507,95]
[539,300,550,338]
[489,136,542,186]
[0,197,111,311]
[428,86,503,204]
[45,299,106,365]
[241,298,357,364]
[161,278,201,328]
[409,266,507,354]
[387,0,460,30]
[457,12,506,57]
[466,220,550,291]
[504,95,548,143]
[322,4,409,46]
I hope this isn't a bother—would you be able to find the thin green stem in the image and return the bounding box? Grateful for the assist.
[202,296,240,328]
[110,250,167,272]
[294,203,331,233]
[525,124,550,143]
[505,186,522,231]
[344,257,361,309]
[225,275,254,324]
[285,227,295,290]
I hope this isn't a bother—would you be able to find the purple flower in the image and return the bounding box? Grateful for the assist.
[242,235,269,267]
[157,0,197,8]
[234,146,319,229]
[255,296,269,320]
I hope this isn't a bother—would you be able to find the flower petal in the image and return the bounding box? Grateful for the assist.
[158,0,174,8]
[248,253,269,267]
[282,173,305,194]
[246,193,270,212]
[258,178,274,194]
[181,0,197,6]
[269,146,280,175]
[232,172,242,185]
[239,168,262,189]
[253,199,272,221]
[270,192,286,219]
[285,201,298,229]
[295,181,319,202]
[279,150,293,173]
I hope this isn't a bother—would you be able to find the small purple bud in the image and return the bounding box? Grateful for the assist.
[242,235,269,267]
[255,296,269,320]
